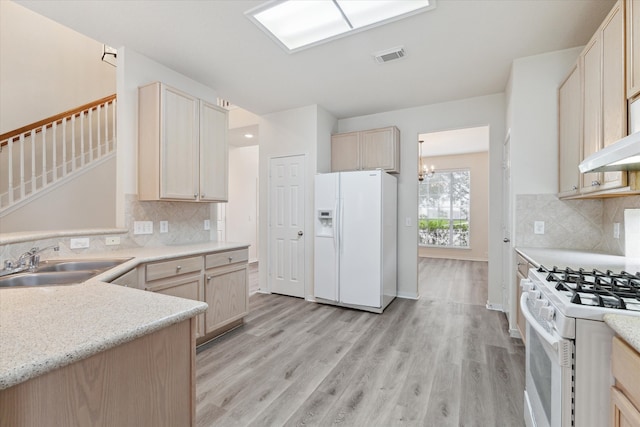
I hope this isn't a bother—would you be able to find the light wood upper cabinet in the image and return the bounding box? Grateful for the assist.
[570,0,627,196]
[331,126,400,173]
[558,64,582,196]
[138,82,228,202]
[627,0,640,99]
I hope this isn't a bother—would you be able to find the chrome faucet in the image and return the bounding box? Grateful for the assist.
[3,244,60,272]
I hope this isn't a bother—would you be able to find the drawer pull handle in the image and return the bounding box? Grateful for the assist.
[176,265,182,272]
[228,257,233,262]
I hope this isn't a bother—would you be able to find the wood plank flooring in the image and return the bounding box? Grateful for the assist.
[196,257,525,426]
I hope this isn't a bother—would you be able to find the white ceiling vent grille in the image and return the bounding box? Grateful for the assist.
[374,46,406,64]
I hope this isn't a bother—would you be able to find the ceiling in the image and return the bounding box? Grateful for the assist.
[419,125,489,157]
[17,0,614,120]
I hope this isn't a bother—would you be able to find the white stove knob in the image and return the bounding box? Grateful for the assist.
[534,299,548,310]
[539,306,555,321]
[527,290,541,300]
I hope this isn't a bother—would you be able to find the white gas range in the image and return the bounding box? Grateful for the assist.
[521,263,640,427]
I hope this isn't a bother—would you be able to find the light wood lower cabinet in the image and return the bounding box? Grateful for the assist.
[0,319,196,427]
[516,253,532,345]
[142,248,249,344]
[611,336,640,426]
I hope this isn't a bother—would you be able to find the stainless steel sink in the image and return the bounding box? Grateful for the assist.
[36,258,130,273]
[0,271,100,287]
[0,258,131,288]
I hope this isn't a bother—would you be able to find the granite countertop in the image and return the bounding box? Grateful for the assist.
[0,241,249,391]
[604,314,640,353]
[515,247,640,273]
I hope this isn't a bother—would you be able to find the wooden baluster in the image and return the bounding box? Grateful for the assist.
[52,121,57,181]
[7,135,13,205]
[62,117,67,177]
[31,130,36,193]
[80,112,85,168]
[88,108,93,162]
[19,134,25,201]
[71,115,76,172]
[41,125,47,187]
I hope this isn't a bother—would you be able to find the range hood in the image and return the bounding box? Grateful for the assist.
[578,131,640,173]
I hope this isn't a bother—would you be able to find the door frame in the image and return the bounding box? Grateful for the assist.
[266,153,307,298]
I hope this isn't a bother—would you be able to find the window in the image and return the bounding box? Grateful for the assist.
[419,170,470,248]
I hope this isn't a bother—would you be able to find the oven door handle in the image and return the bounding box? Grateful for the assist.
[520,293,560,351]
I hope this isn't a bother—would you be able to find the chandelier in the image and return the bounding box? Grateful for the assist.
[418,139,435,181]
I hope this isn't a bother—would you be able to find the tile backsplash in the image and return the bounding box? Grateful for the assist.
[516,194,640,256]
[0,194,215,262]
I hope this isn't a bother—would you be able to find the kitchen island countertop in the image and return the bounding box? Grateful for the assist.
[0,241,248,390]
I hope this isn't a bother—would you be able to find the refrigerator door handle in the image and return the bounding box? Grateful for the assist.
[333,199,339,250]
[339,197,344,255]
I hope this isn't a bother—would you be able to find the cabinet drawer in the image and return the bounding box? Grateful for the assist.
[517,254,531,277]
[612,336,640,410]
[205,249,248,269]
[146,256,202,282]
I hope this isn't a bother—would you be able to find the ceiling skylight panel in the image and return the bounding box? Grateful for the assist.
[252,1,351,51]
[336,0,431,29]
[247,0,436,53]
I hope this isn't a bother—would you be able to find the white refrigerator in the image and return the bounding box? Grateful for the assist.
[314,170,397,313]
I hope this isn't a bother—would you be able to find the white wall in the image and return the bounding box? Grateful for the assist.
[226,145,259,262]
[0,156,116,233]
[0,1,116,134]
[505,46,583,332]
[258,105,337,300]
[338,94,505,303]
[116,47,219,227]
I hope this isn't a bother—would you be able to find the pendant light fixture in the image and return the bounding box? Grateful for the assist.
[418,139,435,181]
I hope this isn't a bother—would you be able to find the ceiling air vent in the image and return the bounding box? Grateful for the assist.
[373,46,406,64]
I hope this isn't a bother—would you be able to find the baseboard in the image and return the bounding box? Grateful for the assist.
[397,292,419,300]
[486,302,504,311]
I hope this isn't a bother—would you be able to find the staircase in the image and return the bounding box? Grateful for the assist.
[0,95,117,214]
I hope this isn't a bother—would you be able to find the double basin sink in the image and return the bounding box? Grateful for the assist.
[0,258,130,288]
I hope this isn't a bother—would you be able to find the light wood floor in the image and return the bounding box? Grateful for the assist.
[196,257,525,426]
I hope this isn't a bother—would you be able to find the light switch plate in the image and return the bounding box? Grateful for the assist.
[405,217,412,227]
[133,221,153,235]
[204,219,211,230]
[613,222,620,239]
[70,238,90,249]
[534,221,545,235]
[160,221,169,233]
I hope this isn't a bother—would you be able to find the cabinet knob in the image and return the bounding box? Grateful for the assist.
[207,275,212,281]
[228,256,233,262]
[572,185,578,191]
[194,193,198,199]
[176,265,182,272]
[591,180,601,187]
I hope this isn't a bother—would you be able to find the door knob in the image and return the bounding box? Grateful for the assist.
[503,238,510,243]
[298,231,304,237]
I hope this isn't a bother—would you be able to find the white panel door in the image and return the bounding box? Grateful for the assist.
[269,155,305,298]
[339,170,381,308]
[314,173,339,301]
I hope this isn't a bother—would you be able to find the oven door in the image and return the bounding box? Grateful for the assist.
[520,294,574,427]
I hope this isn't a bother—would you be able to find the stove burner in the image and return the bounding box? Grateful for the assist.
[537,265,640,311]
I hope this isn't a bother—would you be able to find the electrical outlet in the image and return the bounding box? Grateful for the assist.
[105,236,120,246]
[534,221,545,235]
[204,219,211,230]
[613,222,620,239]
[70,238,90,249]
[160,221,169,233]
[133,221,153,235]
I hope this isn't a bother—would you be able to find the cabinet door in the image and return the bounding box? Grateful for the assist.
[612,387,640,427]
[628,0,640,99]
[160,85,199,200]
[204,264,248,333]
[151,275,205,338]
[602,2,628,190]
[199,101,228,202]
[558,64,582,196]
[581,35,603,193]
[361,127,400,173]
[331,132,360,172]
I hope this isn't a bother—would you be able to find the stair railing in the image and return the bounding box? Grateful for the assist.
[0,94,116,210]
